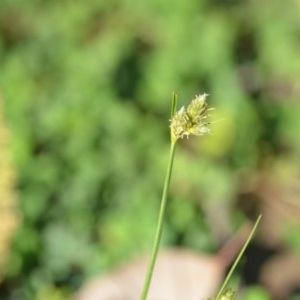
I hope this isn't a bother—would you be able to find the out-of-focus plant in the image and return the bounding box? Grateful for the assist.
[0,93,19,281]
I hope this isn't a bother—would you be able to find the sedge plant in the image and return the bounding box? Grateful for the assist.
[140,93,214,300]
[140,93,262,300]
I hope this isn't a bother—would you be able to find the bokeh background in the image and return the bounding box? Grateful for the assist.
[1,0,300,299]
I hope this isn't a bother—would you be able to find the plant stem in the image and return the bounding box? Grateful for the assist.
[215,214,262,300]
[140,141,177,300]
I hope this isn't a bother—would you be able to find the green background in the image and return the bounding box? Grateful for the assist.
[1,0,300,299]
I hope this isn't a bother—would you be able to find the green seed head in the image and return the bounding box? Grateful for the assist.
[220,288,236,300]
[170,93,213,142]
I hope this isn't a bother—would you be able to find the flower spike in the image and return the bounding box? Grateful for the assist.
[170,93,213,142]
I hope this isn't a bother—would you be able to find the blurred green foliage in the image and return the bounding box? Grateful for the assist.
[244,286,270,300]
[1,0,300,299]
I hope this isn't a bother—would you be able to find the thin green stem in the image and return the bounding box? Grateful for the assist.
[215,214,262,300]
[171,92,178,118]
[140,141,177,300]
